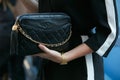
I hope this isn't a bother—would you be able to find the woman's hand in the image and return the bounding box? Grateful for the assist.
[33,44,63,64]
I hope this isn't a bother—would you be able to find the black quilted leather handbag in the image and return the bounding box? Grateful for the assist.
[10,13,72,56]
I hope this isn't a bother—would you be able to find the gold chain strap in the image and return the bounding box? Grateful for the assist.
[12,23,72,47]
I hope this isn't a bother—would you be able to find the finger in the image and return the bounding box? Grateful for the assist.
[32,52,44,56]
[33,53,47,58]
[38,44,51,53]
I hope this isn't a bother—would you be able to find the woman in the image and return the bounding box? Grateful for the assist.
[21,0,118,80]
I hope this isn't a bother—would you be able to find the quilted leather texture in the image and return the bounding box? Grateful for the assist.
[11,13,72,56]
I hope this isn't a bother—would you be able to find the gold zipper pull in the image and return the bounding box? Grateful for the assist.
[12,24,18,31]
[12,15,21,31]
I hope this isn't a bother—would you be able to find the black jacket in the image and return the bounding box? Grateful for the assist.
[39,0,118,57]
[38,0,118,80]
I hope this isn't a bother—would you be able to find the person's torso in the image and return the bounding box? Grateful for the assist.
[39,0,95,35]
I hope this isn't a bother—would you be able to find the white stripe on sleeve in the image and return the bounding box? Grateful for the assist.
[96,0,117,56]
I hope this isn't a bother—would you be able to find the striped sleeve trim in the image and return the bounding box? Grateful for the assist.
[81,36,95,80]
[96,0,117,56]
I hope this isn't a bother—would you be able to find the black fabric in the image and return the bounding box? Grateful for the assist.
[39,0,51,12]
[9,55,25,80]
[39,0,118,57]
[39,0,94,35]
[92,53,104,80]
[44,57,87,80]
[37,0,116,80]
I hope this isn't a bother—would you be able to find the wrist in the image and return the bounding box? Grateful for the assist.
[60,53,68,65]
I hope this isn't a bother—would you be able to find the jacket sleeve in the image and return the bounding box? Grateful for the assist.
[84,0,118,57]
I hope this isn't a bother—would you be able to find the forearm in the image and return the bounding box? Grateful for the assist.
[63,43,93,63]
